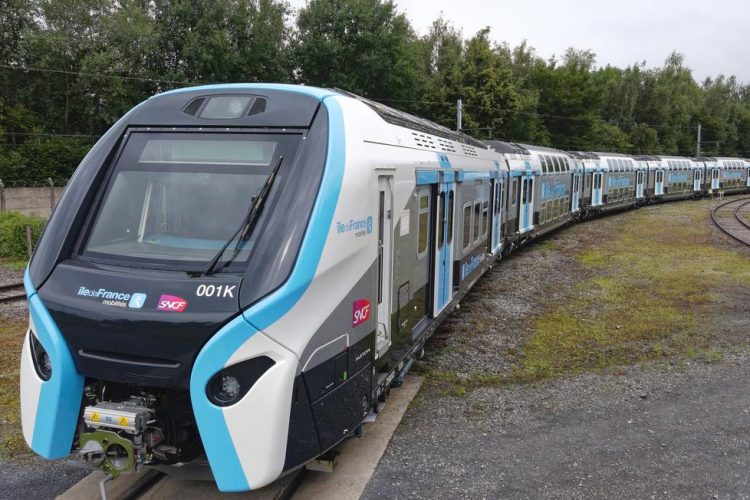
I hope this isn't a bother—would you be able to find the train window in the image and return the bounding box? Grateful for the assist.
[437,192,445,249]
[82,131,301,270]
[417,194,429,257]
[512,178,518,205]
[447,191,454,244]
[482,201,489,237]
[528,178,534,202]
[552,157,560,173]
[540,156,548,173]
[607,159,613,171]
[462,204,472,250]
[473,202,481,242]
[522,179,527,204]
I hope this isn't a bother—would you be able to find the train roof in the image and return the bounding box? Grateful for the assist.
[484,140,530,155]
[632,155,662,161]
[517,143,573,157]
[333,88,486,148]
[569,151,599,160]
[591,151,635,159]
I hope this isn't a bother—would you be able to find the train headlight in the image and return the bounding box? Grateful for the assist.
[210,374,242,405]
[29,331,52,381]
[206,356,276,407]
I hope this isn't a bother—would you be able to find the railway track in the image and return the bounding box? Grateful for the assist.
[0,281,26,303]
[711,197,750,246]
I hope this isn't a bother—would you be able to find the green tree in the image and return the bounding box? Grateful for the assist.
[294,0,421,101]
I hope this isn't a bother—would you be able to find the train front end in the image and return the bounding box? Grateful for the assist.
[20,85,363,491]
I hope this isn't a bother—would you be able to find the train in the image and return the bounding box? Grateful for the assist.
[19,84,750,492]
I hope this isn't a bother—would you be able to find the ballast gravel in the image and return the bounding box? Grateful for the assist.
[363,352,750,499]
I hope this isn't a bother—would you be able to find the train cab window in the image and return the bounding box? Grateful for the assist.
[473,201,481,242]
[417,193,429,257]
[81,131,301,270]
[447,191,454,244]
[462,203,472,250]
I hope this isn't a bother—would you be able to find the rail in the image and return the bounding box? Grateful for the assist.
[710,197,750,246]
[0,282,26,303]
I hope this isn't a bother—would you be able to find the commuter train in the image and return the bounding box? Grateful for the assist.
[20,84,750,491]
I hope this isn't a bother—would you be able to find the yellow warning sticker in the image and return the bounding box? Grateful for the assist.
[119,416,128,426]
[91,412,100,422]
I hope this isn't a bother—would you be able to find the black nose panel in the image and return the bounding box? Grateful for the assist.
[39,261,243,389]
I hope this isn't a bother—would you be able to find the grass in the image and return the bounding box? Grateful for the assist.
[0,320,31,460]
[515,202,750,382]
[415,365,505,397]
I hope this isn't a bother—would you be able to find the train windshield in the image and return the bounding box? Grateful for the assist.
[81,131,301,270]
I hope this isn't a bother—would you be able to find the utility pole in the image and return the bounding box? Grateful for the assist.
[696,123,702,157]
[456,99,463,132]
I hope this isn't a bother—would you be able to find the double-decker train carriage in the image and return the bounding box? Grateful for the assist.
[19,84,750,493]
[714,157,750,194]
[21,84,511,491]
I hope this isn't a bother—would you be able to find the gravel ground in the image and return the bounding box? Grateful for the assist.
[0,266,29,321]
[363,352,750,499]
[0,458,88,499]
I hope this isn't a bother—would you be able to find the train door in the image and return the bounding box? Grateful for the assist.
[592,172,602,206]
[432,180,454,316]
[571,172,581,212]
[636,170,645,198]
[693,168,702,192]
[376,177,393,358]
[711,168,720,190]
[746,167,750,187]
[490,178,502,253]
[655,170,664,195]
[519,173,534,232]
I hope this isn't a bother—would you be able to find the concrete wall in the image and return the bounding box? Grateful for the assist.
[2,186,65,218]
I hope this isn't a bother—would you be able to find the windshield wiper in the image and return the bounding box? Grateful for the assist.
[203,155,284,276]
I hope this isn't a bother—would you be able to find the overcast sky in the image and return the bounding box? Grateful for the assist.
[287,0,750,84]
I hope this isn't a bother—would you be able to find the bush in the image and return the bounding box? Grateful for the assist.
[0,212,46,261]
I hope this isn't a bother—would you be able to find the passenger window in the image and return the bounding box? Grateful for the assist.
[447,191,454,244]
[541,156,548,174]
[462,204,472,250]
[522,179,527,204]
[437,192,445,249]
[473,202,481,242]
[512,179,518,205]
[482,201,489,237]
[417,194,430,257]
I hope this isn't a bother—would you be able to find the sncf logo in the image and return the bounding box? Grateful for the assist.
[156,294,188,312]
[352,299,371,327]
